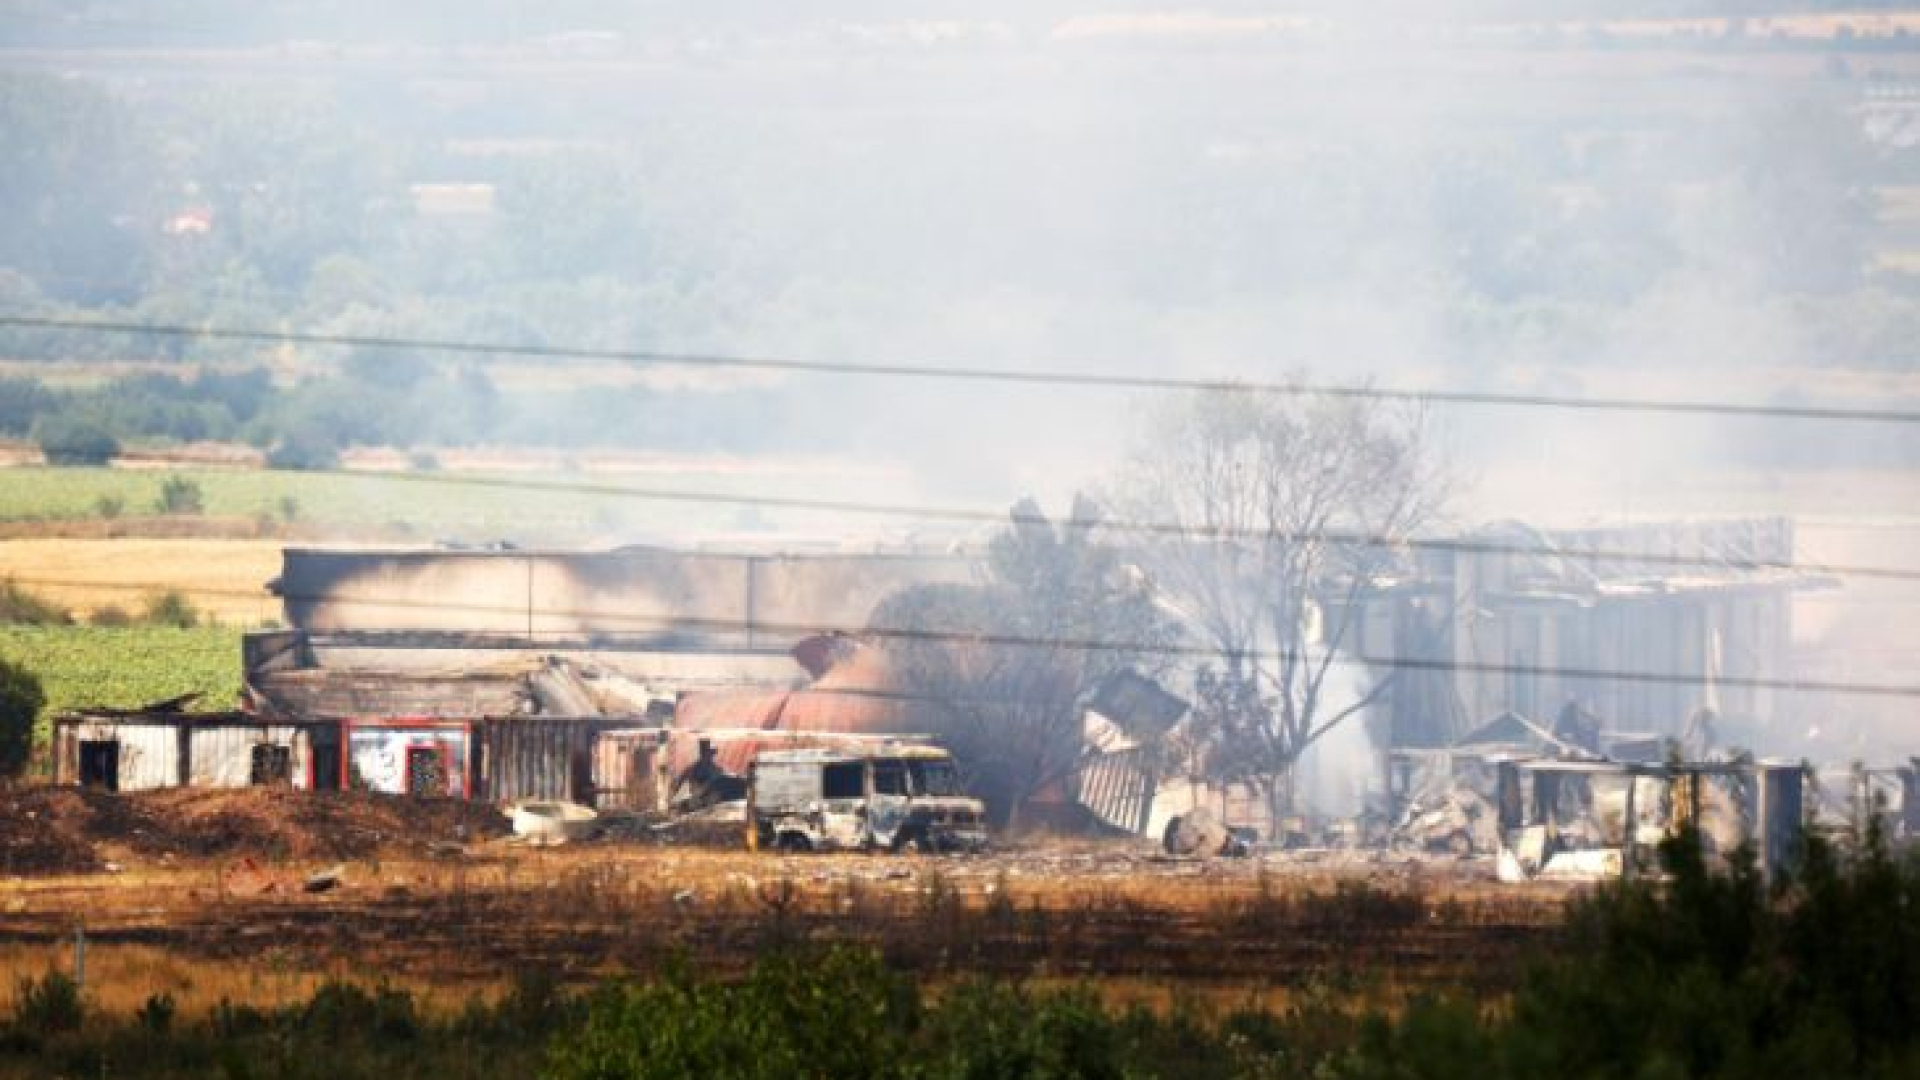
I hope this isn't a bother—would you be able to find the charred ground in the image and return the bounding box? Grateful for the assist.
[0,788,1559,998]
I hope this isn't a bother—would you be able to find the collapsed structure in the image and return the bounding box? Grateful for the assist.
[47,520,1905,872]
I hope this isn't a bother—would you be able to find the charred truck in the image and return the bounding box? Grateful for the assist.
[747,744,988,853]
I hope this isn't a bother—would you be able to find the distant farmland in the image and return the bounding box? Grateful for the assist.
[0,463,887,543]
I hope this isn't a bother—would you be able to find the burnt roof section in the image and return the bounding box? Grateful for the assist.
[247,668,532,721]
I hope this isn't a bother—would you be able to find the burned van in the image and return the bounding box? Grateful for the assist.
[747,744,987,853]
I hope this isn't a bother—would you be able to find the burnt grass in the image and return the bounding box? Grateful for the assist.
[5,831,1920,1079]
[2,855,1555,995]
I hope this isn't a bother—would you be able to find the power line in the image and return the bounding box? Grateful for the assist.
[0,11,214,36]
[304,466,1920,583]
[10,573,1919,701]
[4,313,1918,424]
[1,445,1910,580]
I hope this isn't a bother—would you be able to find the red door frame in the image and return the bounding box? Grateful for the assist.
[403,741,456,797]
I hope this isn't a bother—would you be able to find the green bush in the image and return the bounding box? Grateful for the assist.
[0,655,45,777]
[1381,829,1920,1080]
[298,982,418,1044]
[8,971,83,1038]
[90,605,132,627]
[0,580,71,625]
[919,981,1133,1080]
[153,475,204,515]
[547,950,917,1080]
[32,414,118,466]
[266,428,340,471]
[140,591,201,629]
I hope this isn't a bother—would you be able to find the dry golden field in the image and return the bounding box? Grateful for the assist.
[0,539,284,625]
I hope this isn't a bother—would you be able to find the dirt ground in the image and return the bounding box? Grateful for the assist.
[0,788,1575,1010]
[0,787,508,875]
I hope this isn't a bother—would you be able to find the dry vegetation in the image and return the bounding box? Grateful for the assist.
[0,540,283,625]
[0,788,1566,1012]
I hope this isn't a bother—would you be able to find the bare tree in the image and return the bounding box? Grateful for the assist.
[1114,388,1450,820]
[867,496,1174,828]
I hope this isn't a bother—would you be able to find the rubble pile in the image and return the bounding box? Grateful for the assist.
[0,787,113,875]
[1390,789,1501,855]
[0,786,509,875]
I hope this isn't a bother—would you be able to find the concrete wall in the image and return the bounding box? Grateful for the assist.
[274,546,976,642]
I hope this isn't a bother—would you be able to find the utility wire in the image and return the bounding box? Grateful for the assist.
[292,465,1920,583]
[12,573,1919,700]
[8,311,1916,577]
[4,313,1918,424]
[0,10,215,36]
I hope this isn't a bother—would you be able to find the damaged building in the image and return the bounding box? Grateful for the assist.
[52,695,333,792]
[1378,518,1817,753]
[48,519,1861,873]
[1074,518,1832,850]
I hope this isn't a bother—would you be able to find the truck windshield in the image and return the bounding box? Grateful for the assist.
[872,761,909,795]
[907,759,960,796]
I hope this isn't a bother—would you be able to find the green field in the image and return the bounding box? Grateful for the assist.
[0,466,746,540]
[0,626,242,738]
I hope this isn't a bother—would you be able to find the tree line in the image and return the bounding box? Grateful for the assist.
[0,364,782,468]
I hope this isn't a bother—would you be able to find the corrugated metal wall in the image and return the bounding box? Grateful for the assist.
[480,720,670,810]
[188,725,313,789]
[483,719,594,804]
[55,719,329,791]
[1075,749,1156,835]
[592,731,667,812]
[56,720,182,791]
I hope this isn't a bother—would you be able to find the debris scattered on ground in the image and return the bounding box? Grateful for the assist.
[1537,849,1622,881]
[304,864,345,893]
[1162,809,1251,857]
[223,856,280,897]
[1392,789,1501,855]
[507,800,599,844]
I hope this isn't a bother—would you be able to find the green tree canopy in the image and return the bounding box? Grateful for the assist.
[0,656,46,777]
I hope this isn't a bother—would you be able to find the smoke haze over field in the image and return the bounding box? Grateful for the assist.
[1,5,1915,520]
[0,5,1916,735]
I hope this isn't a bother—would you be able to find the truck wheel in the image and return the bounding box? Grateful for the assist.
[776,832,813,853]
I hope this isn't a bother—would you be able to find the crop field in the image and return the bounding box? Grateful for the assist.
[0,463,894,542]
[0,539,283,625]
[0,467,636,538]
[0,627,241,737]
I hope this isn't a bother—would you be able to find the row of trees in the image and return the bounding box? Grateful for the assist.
[2,62,1913,373]
[874,388,1446,825]
[0,363,784,468]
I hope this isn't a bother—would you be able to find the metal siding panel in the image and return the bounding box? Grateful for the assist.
[188,725,305,788]
[116,725,181,791]
[53,723,75,785]
[290,728,312,790]
[189,727,241,787]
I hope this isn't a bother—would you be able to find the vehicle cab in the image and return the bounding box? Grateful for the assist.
[747,744,988,853]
